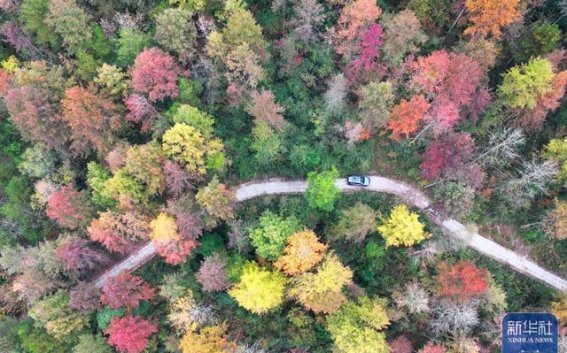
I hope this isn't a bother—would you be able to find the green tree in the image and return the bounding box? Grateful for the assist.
[516,23,561,63]
[250,122,285,166]
[330,202,377,243]
[305,168,340,212]
[154,8,197,62]
[326,296,390,353]
[359,81,395,129]
[228,262,287,314]
[29,290,89,340]
[44,0,91,54]
[169,105,215,137]
[73,334,112,353]
[123,142,166,197]
[377,205,430,247]
[86,162,116,208]
[20,0,59,46]
[498,57,554,110]
[250,210,300,260]
[115,28,152,67]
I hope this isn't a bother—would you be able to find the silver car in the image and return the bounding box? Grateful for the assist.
[347,175,370,186]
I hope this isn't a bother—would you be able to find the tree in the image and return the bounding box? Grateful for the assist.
[551,291,567,325]
[289,253,353,314]
[19,0,58,46]
[436,261,489,301]
[60,85,123,156]
[420,132,477,181]
[324,74,347,112]
[179,324,236,353]
[1,21,32,53]
[246,90,285,130]
[475,128,525,167]
[101,272,155,310]
[377,205,429,247]
[388,95,430,141]
[94,64,129,97]
[4,62,68,150]
[305,168,340,212]
[393,281,430,314]
[544,200,567,240]
[516,23,562,63]
[55,237,110,274]
[358,81,394,130]
[73,334,112,353]
[330,202,377,243]
[196,253,230,292]
[326,296,390,353]
[88,211,150,254]
[46,186,92,229]
[543,138,567,185]
[115,27,152,67]
[346,24,384,84]
[249,210,300,261]
[275,230,327,275]
[289,0,325,44]
[429,299,479,336]
[228,262,287,314]
[150,213,180,243]
[381,10,427,66]
[498,58,554,110]
[168,292,215,334]
[389,336,412,353]
[464,0,521,38]
[195,176,236,228]
[419,342,446,353]
[250,122,285,165]
[170,104,215,137]
[335,0,382,57]
[29,290,89,340]
[155,239,198,265]
[44,0,91,54]
[149,212,197,265]
[106,316,157,353]
[123,142,166,196]
[219,8,265,54]
[131,47,180,102]
[162,123,224,176]
[500,160,558,209]
[18,144,56,179]
[164,160,191,198]
[124,94,157,132]
[86,162,116,208]
[154,8,197,62]
[69,282,102,312]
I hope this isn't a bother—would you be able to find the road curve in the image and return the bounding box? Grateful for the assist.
[93,176,567,291]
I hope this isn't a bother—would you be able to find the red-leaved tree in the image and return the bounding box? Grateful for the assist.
[420,132,475,181]
[60,85,123,156]
[335,0,381,57]
[345,23,384,85]
[101,272,155,310]
[88,211,150,255]
[388,335,413,353]
[436,261,489,302]
[155,238,198,265]
[106,316,157,353]
[388,95,430,141]
[131,47,180,103]
[419,342,446,353]
[46,185,92,229]
[123,94,158,132]
[55,237,110,274]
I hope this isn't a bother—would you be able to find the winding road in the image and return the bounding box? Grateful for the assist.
[93,176,567,291]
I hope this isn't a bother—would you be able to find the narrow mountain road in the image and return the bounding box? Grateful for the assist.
[93,176,567,291]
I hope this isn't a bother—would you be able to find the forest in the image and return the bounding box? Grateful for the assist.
[0,0,567,352]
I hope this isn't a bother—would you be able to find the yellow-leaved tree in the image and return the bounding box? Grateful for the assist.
[288,253,352,314]
[275,230,327,276]
[228,262,287,314]
[150,212,180,243]
[377,205,430,247]
[326,296,390,353]
[551,291,567,325]
[464,0,521,39]
[179,324,236,353]
[162,123,223,177]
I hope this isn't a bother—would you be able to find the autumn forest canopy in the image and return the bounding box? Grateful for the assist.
[1,0,567,352]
